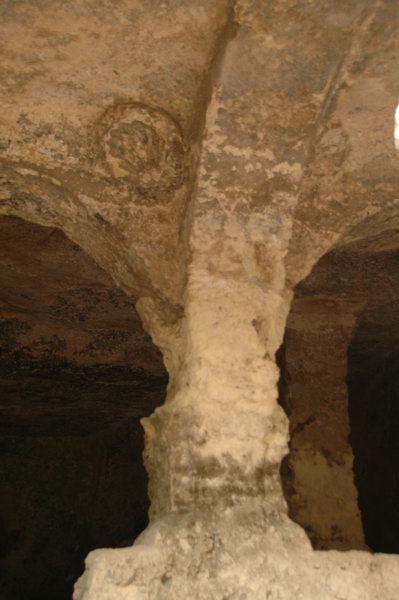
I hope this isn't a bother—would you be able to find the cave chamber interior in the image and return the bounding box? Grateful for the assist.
[0,215,167,600]
[278,226,399,554]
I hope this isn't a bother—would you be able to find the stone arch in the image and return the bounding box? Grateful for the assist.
[0,212,168,599]
[0,173,150,300]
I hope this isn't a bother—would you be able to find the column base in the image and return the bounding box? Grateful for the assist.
[74,506,399,600]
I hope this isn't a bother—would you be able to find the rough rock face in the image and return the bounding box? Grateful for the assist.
[0,214,163,373]
[0,0,398,598]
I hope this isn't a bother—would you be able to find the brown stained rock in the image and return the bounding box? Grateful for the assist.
[0,214,164,373]
[285,0,399,288]
[281,240,399,553]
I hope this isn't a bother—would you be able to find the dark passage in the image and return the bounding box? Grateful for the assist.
[347,299,399,553]
[0,216,167,600]
[279,232,399,553]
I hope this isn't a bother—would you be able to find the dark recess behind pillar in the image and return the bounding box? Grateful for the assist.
[0,215,167,600]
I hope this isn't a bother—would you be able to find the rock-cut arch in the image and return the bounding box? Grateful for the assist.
[0,214,167,600]
[279,211,399,552]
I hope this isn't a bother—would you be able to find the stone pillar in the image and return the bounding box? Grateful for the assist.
[74,1,399,598]
[141,266,290,521]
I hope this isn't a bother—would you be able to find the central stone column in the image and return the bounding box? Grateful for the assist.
[73,150,304,599]
[73,1,399,597]
[142,259,290,521]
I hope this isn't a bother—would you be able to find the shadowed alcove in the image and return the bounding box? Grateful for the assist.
[348,293,399,553]
[0,215,167,600]
[279,227,399,553]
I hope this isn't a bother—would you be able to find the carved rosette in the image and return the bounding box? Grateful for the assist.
[93,103,186,193]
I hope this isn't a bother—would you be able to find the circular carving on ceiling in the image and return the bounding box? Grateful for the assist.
[94,103,186,193]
